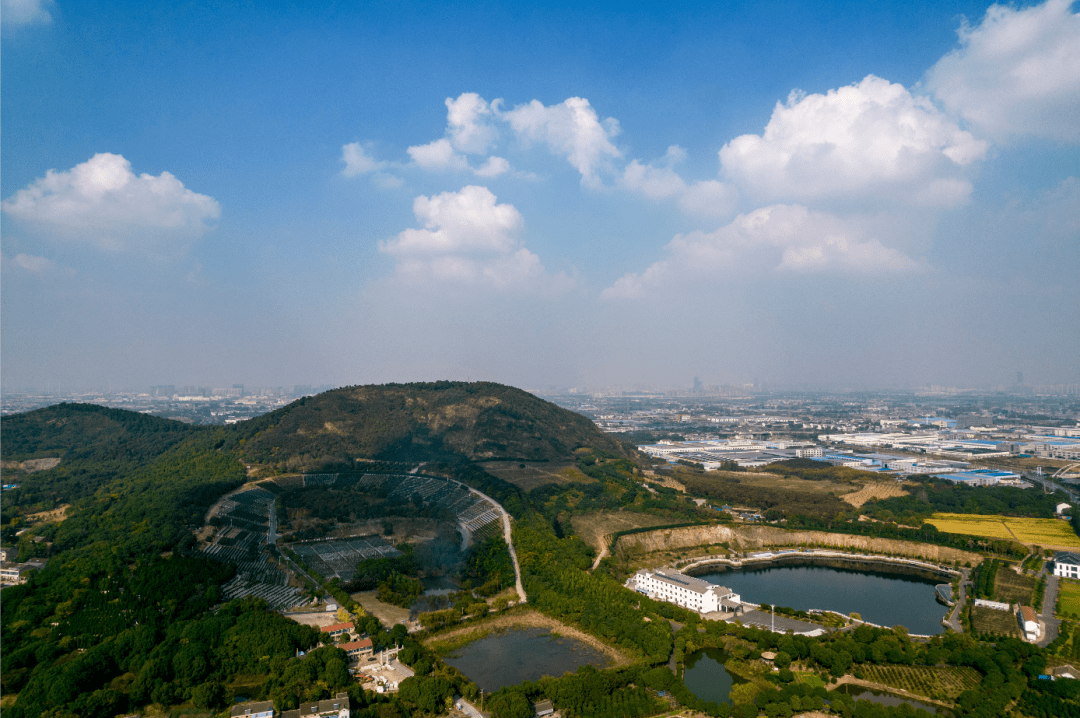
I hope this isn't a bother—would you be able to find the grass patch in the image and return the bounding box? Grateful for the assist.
[971,606,1021,638]
[570,510,677,556]
[427,627,491,656]
[994,568,1036,604]
[855,664,982,701]
[1058,579,1080,618]
[927,513,1080,548]
[796,672,826,689]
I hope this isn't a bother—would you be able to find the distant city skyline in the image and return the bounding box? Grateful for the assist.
[3,0,1078,392]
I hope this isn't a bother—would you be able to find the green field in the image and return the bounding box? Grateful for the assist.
[1058,579,1080,618]
[857,664,982,701]
[927,513,1080,548]
[971,606,1021,638]
[994,568,1036,605]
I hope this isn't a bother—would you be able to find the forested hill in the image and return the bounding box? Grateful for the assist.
[231,381,638,468]
[0,402,194,461]
[0,403,199,510]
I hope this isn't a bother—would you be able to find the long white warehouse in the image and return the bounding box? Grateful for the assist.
[628,568,741,614]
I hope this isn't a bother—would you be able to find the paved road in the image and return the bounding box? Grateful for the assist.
[1039,564,1061,647]
[947,568,971,632]
[468,487,526,605]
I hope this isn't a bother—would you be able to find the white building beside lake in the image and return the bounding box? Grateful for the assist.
[628,568,741,614]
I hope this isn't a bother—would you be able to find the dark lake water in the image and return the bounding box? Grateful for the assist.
[693,559,949,635]
[682,648,743,704]
[442,627,610,692]
[834,683,940,714]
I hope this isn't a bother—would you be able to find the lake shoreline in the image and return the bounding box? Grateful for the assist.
[681,549,959,582]
[422,608,634,666]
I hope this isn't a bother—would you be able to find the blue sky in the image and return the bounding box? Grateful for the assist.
[2,0,1078,392]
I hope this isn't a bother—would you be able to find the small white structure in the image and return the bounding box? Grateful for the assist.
[1019,605,1040,642]
[1054,552,1080,579]
[627,568,741,614]
[1057,503,1072,516]
[974,598,1011,611]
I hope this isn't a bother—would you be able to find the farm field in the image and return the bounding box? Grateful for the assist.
[1058,579,1080,618]
[856,664,982,701]
[971,606,1021,638]
[927,513,1080,549]
[994,568,1036,605]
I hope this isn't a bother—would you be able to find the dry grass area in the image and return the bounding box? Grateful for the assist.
[644,471,686,492]
[422,609,633,666]
[570,510,675,556]
[352,590,413,627]
[282,610,341,628]
[842,482,910,508]
[480,461,589,490]
[735,470,857,496]
[26,503,70,524]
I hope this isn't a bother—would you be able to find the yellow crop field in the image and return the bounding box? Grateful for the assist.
[927,513,1080,548]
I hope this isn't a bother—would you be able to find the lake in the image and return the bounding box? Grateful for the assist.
[442,627,611,692]
[682,648,743,704]
[834,683,940,714]
[693,558,949,635]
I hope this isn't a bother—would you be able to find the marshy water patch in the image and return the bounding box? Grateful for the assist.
[682,648,744,705]
[441,626,611,693]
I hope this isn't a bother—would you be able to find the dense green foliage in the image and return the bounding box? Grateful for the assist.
[514,519,674,663]
[0,404,196,536]
[676,468,851,520]
[973,559,1001,599]
[346,544,421,592]
[461,535,515,595]
[864,480,1070,523]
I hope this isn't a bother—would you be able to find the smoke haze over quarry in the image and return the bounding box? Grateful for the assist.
[2,0,1078,393]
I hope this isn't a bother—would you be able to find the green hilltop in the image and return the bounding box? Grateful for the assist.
[231,381,639,469]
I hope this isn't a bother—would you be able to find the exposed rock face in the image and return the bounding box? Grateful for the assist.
[615,524,982,565]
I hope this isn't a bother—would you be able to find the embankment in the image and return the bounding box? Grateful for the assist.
[614,523,982,566]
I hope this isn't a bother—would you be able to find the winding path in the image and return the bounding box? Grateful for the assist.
[467,487,526,605]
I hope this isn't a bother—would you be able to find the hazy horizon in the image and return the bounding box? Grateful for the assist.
[3,0,1078,393]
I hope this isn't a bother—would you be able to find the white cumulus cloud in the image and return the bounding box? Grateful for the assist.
[380,185,572,293]
[924,0,1080,143]
[620,146,739,217]
[407,138,470,172]
[446,92,500,154]
[719,75,987,206]
[1,153,221,253]
[602,204,919,299]
[504,97,621,188]
[1,0,53,25]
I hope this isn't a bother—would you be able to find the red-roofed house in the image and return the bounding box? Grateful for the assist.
[320,622,354,639]
[340,638,373,662]
[1019,605,1039,642]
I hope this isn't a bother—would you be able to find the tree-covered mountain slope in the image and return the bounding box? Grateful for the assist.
[231,381,639,468]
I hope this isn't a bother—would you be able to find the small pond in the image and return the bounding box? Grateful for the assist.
[693,559,949,635]
[682,648,745,705]
[834,683,940,714]
[442,627,610,693]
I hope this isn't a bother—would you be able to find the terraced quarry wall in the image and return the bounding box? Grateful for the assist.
[614,523,982,565]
